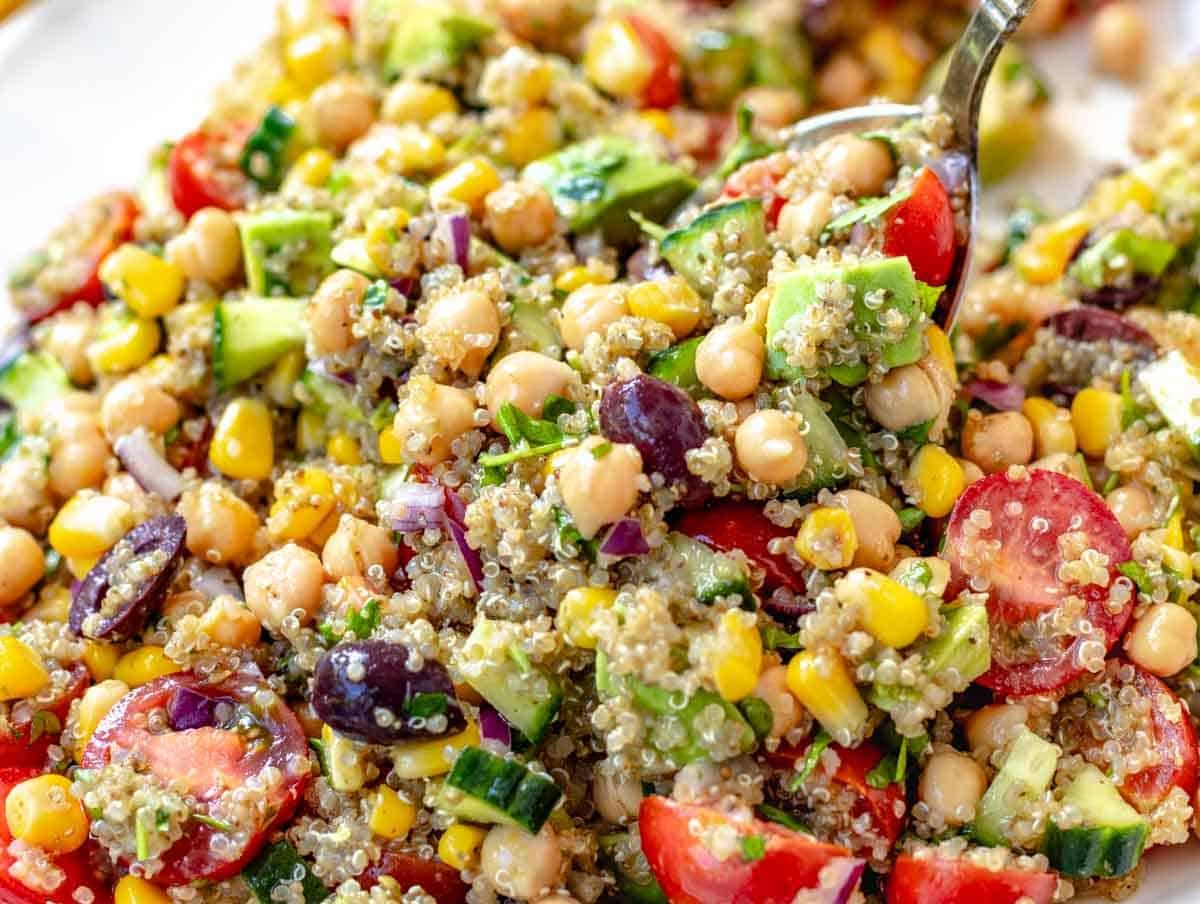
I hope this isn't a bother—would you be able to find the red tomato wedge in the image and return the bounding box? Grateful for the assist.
[168,123,252,219]
[675,500,806,594]
[359,848,469,904]
[639,796,863,904]
[625,15,683,110]
[0,664,89,769]
[887,854,1057,904]
[82,670,311,885]
[883,167,957,287]
[943,469,1133,697]
[720,153,791,227]
[767,739,907,849]
[1121,666,1199,810]
[0,767,112,904]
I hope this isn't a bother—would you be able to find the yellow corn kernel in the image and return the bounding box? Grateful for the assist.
[113,646,180,687]
[268,468,335,542]
[327,430,362,465]
[431,157,502,214]
[322,723,367,792]
[285,23,350,90]
[100,244,185,319]
[289,148,335,189]
[380,127,446,177]
[712,609,763,702]
[859,23,924,100]
[391,720,480,779]
[297,408,328,454]
[627,277,702,340]
[269,77,305,106]
[554,264,611,294]
[1022,397,1077,457]
[378,426,406,465]
[503,108,562,167]
[1071,387,1123,458]
[75,679,130,751]
[1086,173,1155,219]
[385,80,460,123]
[49,491,135,560]
[438,823,487,871]
[639,109,675,139]
[835,568,929,648]
[1013,212,1091,285]
[909,445,965,519]
[264,349,307,409]
[210,397,275,481]
[1163,545,1193,587]
[556,587,619,650]
[925,324,956,381]
[4,774,89,854]
[0,637,50,701]
[82,640,121,681]
[794,507,858,571]
[785,648,869,744]
[584,17,652,100]
[66,556,100,580]
[89,309,162,374]
[115,875,173,904]
[370,786,417,840]
[1164,507,1186,551]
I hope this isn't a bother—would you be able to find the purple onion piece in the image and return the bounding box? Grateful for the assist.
[389,276,419,298]
[1047,305,1157,349]
[928,151,971,195]
[478,706,512,749]
[812,858,866,904]
[763,588,815,625]
[389,483,447,532]
[114,431,185,501]
[446,518,484,592]
[963,379,1026,412]
[192,566,243,601]
[167,686,222,731]
[599,518,650,558]
[1078,273,1160,311]
[437,212,471,273]
[0,332,28,373]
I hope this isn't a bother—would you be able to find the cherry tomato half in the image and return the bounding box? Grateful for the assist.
[359,848,469,904]
[883,167,958,287]
[168,123,253,219]
[625,15,683,110]
[82,669,311,885]
[943,469,1133,698]
[720,152,791,227]
[886,853,1057,904]
[0,664,89,770]
[0,767,112,904]
[639,796,862,904]
[675,500,806,595]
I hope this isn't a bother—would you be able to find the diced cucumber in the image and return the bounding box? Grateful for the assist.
[599,831,668,904]
[298,368,364,424]
[0,351,70,412]
[380,1,494,79]
[1140,351,1200,456]
[686,30,755,110]
[213,298,307,390]
[666,533,752,607]
[658,199,767,297]
[647,337,704,396]
[785,392,851,495]
[492,300,562,360]
[1043,765,1148,878]
[438,746,562,833]
[974,728,1060,847]
[926,603,991,682]
[329,237,383,278]
[243,841,328,904]
[461,620,562,743]
[240,209,334,297]
[1070,229,1177,291]
[630,680,755,765]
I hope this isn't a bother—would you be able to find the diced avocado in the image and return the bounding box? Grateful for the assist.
[686,30,755,110]
[329,237,383,278]
[765,256,925,385]
[0,351,70,413]
[666,533,752,607]
[658,199,767,297]
[974,727,1060,847]
[599,832,669,904]
[240,209,334,297]
[1043,765,1148,879]
[647,337,704,396]
[243,841,328,904]
[1141,350,1200,456]
[524,138,697,245]
[381,1,494,80]
[630,680,756,765]
[784,392,851,495]
[438,746,562,833]
[213,298,307,390]
[299,367,365,425]
[493,300,563,360]
[461,620,562,744]
[1070,229,1177,290]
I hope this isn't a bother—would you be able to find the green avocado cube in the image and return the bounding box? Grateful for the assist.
[1070,228,1177,290]
[240,209,334,297]
[379,1,494,79]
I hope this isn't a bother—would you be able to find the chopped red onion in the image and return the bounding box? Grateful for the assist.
[446,519,483,592]
[167,686,220,731]
[389,276,419,298]
[963,379,1026,412]
[478,706,512,749]
[928,151,971,195]
[438,212,471,273]
[193,566,243,601]
[599,518,650,557]
[114,431,185,500]
[389,483,447,532]
[813,857,866,904]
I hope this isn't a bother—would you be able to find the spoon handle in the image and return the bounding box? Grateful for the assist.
[938,0,1036,149]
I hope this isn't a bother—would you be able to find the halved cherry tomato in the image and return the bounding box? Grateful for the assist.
[326,0,353,27]
[82,669,311,885]
[943,469,1133,698]
[883,167,957,287]
[625,15,683,110]
[640,796,861,904]
[767,738,906,849]
[168,123,253,219]
[675,500,805,594]
[720,152,791,227]
[0,663,89,769]
[0,767,112,904]
[358,848,469,904]
[886,853,1056,904]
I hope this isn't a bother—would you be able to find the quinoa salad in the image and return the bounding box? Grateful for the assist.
[1,2,1197,904]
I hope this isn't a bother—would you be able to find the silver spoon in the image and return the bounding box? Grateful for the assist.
[783,0,1035,328]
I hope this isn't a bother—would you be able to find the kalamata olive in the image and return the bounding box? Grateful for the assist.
[1078,274,1160,311]
[311,640,465,744]
[69,514,187,641]
[1048,305,1156,350]
[600,374,711,507]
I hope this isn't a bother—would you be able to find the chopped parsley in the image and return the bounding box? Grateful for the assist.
[821,184,912,238]
[590,441,613,459]
[756,804,808,834]
[788,730,832,791]
[761,625,803,651]
[740,834,766,862]
[345,598,381,639]
[897,507,926,533]
[403,692,449,719]
[363,279,390,308]
[738,696,774,740]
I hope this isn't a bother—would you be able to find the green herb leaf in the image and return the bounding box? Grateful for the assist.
[898,507,926,533]
[739,696,774,740]
[897,420,934,444]
[915,281,945,317]
[553,507,599,561]
[27,710,61,744]
[756,804,808,833]
[316,622,341,647]
[0,415,19,461]
[894,559,934,594]
[866,736,909,789]
[308,738,328,776]
[1120,369,1146,429]
[478,440,566,469]
[714,104,775,181]
[542,394,576,423]
[590,441,613,460]
[363,279,390,308]
[403,692,449,719]
[345,598,381,639]
[1118,561,1152,596]
[975,320,1026,359]
[244,841,329,904]
[822,185,912,237]
[239,106,296,190]
[761,625,803,651]
[740,835,766,862]
[788,730,832,791]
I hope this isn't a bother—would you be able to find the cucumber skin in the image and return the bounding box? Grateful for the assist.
[598,833,669,904]
[667,534,752,607]
[243,841,328,904]
[660,198,767,296]
[465,663,562,745]
[442,746,561,833]
[1043,821,1147,879]
[647,337,704,397]
[973,729,1059,848]
[213,299,307,390]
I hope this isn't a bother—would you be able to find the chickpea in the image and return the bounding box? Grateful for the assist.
[737,86,807,130]
[864,365,942,433]
[1091,2,1146,81]
[244,543,326,631]
[958,458,985,485]
[593,768,642,824]
[102,473,154,523]
[485,351,575,418]
[735,411,809,485]
[0,526,44,607]
[1106,485,1156,539]
[818,134,894,198]
[36,305,96,385]
[100,377,181,440]
[422,287,502,377]
[1125,603,1198,678]
[557,436,643,539]
[484,182,559,253]
[754,663,801,740]
[815,51,872,110]
[832,489,901,571]
[918,749,988,827]
[776,191,834,249]
[382,79,458,124]
[695,322,764,401]
[961,410,1034,474]
[178,482,262,566]
[559,284,628,351]
[965,703,1029,759]
[322,515,399,585]
[48,428,110,499]
[197,595,262,649]
[311,74,377,149]
[309,269,369,356]
[0,453,53,534]
[165,208,242,285]
[480,824,563,901]
[392,376,477,466]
